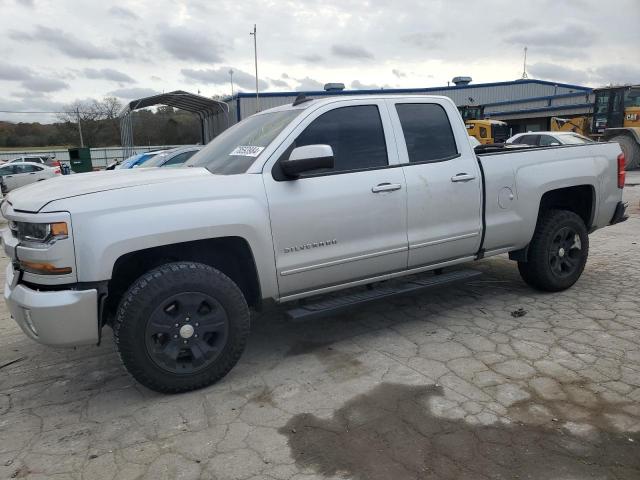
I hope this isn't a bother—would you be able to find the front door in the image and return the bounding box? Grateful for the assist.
[387,99,483,268]
[263,100,408,298]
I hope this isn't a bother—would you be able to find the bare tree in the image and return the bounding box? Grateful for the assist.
[58,97,123,147]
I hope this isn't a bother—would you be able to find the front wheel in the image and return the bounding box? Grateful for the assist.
[518,210,589,292]
[114,262,250,393]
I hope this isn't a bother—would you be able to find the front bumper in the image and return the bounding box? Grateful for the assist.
[609,201,628,225]
[4,263,99,346]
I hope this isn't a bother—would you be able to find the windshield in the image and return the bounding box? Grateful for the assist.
[561,133,593,144]
[186,110,301,174]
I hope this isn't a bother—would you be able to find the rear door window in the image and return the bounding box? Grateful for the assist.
[516,135,540,145]
[538,135,558,146]
[395,103,458,163]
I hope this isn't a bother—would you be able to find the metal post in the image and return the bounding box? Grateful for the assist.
[250,24,259,112]
[76,107,84,147]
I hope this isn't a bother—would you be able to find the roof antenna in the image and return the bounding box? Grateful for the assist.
[521,46,528,79]
[292,93,313,106]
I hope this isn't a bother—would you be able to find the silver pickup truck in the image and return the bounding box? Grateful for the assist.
[2,95,628,393]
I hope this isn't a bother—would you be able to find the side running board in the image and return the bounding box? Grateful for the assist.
[286,269,482,321]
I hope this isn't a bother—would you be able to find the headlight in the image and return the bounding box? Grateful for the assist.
[10,221,68,244]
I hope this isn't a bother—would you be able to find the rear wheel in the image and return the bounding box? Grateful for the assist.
[518,210,589,292]
[610,134,640,170]
[114,262,250,393]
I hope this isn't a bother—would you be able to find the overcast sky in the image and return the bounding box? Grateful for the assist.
[1,0,639,122]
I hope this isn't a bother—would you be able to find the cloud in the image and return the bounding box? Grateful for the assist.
[82,68,136,84]
[530,62,640,87]
[181,67,268,91]
[158,27,224,63]
[299,54,324,63]
[21,77,69,92]
[331,44,374,60]
[269,78,290,88]
[10,26,117,59]
[108,6,139,20]
[590,64,640,86]
[294,77,324,91]
[108,87,160,99]
[351,80,380,89]
[506,23,594,48]
[401,32,446,48]
[16,0,35,6]
[0,62,33,81]
[392,69,406,78]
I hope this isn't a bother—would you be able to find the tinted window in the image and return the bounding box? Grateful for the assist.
[164,151,196,167]
[395,103,458,163]
[16,164,39,173]
[294,105,388,173]
[0,166,16,175]
[25,157,43,163]
[516,135,539,145]
[538,135,558,146]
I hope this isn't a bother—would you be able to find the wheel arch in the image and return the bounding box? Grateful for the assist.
[509,184,595,262]
[104,237,262,325]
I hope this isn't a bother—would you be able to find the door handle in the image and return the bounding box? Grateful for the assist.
[451,173,476,182]
[372,183,402,193]
[29,173,36,175]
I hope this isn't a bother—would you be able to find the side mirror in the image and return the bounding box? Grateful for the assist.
[281,144,334,178]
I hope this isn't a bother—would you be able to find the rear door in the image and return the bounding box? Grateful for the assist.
[387,98,483,268]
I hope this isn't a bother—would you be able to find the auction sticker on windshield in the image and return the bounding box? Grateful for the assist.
[229,146,265,157]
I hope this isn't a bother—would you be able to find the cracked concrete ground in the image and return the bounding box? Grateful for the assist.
[1,179,640,480]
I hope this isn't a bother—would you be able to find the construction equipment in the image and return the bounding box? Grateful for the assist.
[458,105,510,144]
[550,116,590,136]
[551,85,640,168]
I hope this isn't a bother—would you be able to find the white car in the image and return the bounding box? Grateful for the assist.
[506,131,594,146]
[0,162,60,193]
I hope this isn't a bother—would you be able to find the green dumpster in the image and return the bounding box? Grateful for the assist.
[68,147,93,173]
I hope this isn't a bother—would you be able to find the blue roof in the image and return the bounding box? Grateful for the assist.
[230,79,592,100]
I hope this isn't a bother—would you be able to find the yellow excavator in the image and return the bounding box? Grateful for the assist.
[551,84,640,168]
[458,105,510,144]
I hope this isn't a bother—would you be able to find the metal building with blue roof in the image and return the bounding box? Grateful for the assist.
[213,78,593,136]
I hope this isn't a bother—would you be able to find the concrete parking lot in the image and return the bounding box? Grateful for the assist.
[1,180,639,480]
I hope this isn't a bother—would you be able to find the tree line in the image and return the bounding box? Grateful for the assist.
[0,97,202,149]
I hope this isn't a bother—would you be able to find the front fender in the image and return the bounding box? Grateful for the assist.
[44,175,279,299]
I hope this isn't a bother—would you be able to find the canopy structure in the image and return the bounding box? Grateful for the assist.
[119,90,229,157]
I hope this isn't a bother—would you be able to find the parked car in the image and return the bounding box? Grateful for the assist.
[0,162,60,192]
[115,150,168,169]
[2,94,627,393]
[137,146,203,168]
[5,154,61,168]
[507,131,594,146]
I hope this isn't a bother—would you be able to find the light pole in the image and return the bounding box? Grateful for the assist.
[229,69,234,97]
[249,24,259,111]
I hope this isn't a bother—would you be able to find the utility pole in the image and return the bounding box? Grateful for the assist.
[249,24,259,111]
[521,46,528,79]
[75,106,84,147]
[229,69,235,97]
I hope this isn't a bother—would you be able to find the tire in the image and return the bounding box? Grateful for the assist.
[611,134,640,170]
[518,210,589,292]
[114,262,250,393]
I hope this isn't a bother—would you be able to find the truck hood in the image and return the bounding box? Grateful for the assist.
[6,167,212,212]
